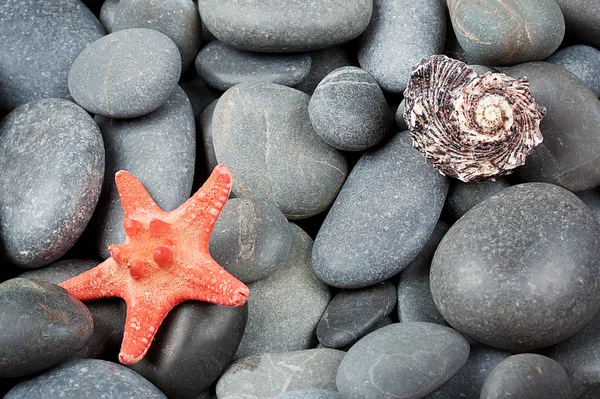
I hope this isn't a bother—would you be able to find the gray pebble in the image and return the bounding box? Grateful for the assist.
[555,0,600,49]
[276,390,343,399]
[576,189,600,224]
[446,178,511,221]
[547,45,600,97]
[99,0,119,33]
[197,99,219,175]
[395,99,407,131]
[295,46,355,95]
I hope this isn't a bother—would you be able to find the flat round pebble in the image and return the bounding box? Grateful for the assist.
[431,183,600,350]
[555,0,600,48]
[198,0,372,52]
[295,46,355,94]
[0,99,104,268]
[308,67,390,151]
[547,45,600,97]
[210,197,292,283]
[196,40,312,91]
[68,28,181,118]
[445,178,511,221]
[336,322,470,399]
[0,278,93,378]
[5,359,166,399]
[276,390,343,399]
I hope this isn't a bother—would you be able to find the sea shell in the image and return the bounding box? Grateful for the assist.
[403,55,545,182]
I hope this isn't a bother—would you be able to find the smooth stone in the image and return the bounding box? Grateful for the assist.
[445,178,511,221]
[113,0,201,69]
[505,62,600,191]
[576,189,600,224]
[235,224,331,358]
[295,46,355,95]
[276,390,343,399]
[99,0,119,33]
[0,0,104,114]
[217,349,345,398]
[317,281,396,349]
[197,99,219,177]
[198,0,372,52]
[68,28,181,118]
[358,0,446,93]
[180,78,220,123]
[212,82,348,219]
[312,132,448,288]
[0,99,104,268]
[195,41,312,91]
[547,45,600,98]
[336,322,470,399]
[210,198,292,283]
[5,359,166,398]
[480,354,570,399]
[395,99,407,131]
[92,86,195,259]
[308,67,390,151]
[444,23,481,66]
[447,0,564,66]
[0,278,93,378]
[555,0,600,48]
[431,183,600,350]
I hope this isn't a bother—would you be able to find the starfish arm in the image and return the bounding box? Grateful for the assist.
[115,170,164,219]
[59,258,125,301]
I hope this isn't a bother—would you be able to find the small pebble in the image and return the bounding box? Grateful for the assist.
[295,46,355,94]
[445,178,511,221]
[547,45,600,97]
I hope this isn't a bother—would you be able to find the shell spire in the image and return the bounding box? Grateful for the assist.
[403,55,545,182]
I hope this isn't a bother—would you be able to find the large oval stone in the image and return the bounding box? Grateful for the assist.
[431,183,600,350]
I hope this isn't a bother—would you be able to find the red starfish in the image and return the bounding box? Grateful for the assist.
[60,164,249,365]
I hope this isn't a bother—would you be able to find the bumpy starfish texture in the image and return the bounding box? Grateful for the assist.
[60,164,249,365]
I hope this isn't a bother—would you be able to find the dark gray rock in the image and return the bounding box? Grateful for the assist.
[555,0,600,49]
[180,79,220,123]
[446,179,511,221]
[358,0,446,93]
[431,183,600,350]
[113,0,201,69]
[505,62,600,191]
[5,359,166,398]
[317,281,396,349]
[217,349,345,398]
[212,82,348,219]
[198,0,372,52]
[68,28,181,118]
[276,390,343,399]
[480,354,570,399]
[99,0,119,33]
[0,278,93,378]
[312,132,448,288]
[576,189,600,224]
[547,45,600,97]
[0,99,104,268]
[92,86,195,259]
[295,46,355,95]
[336,322,470,399]
[308,67,390,151]
[196,41,312,91]
[0,0,105,114]
[235,224,331,359]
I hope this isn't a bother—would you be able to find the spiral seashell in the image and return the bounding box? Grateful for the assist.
[403,55,545,182]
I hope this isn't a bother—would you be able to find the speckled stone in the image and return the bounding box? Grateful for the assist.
[312,132,448,288]
[336,322,470,399]
[445,179,511,221]
[196,41,312,91]
[295,46,355,95]
[555,0,600,48]
[576,189,600,224]
[276,390,343,399]
[0,99,104,269]
[505,62,600,192]
[0,0,105,114]
[480,354,570,399]
[0,278,93,378]
[547,45,600,97]
[212,82,348,219]
[5,359,166,398]
[68,28,181,118]
[235,224,331,359]
[308,67,390,151]
[113,0,201,69]
[198,0,372,52]
[99,0,119,33]
[217,349,345,398]
[92,86,195,259]
[358,0,446,93]
[431,183,600,350]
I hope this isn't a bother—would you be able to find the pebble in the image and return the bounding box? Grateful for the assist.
[217,349,345,398]
[445,178,511,221]
[0,0,104,114]
[195,40,312,91]
[276,390,343,399]
[316,281,396,349]
[395,100,408,131]
[0,278,93,378]
[308,67,390,151]
[99,0,119,33]
[235,224,331,359]
[312,132,448,288]
[198,0,372,52]
[555,0,600,48]
[0,99,104,268]
[576,189,600,224]
[295,46,355,94]
[68,28,181,118]
[431,183,600,350]
[5,359,166,399]
[358,0,446,93]
[92,86,195,259]
[547,45,600,97]
[196,99,219,176]
[336,322,470,398]
[480,354,570,399]
[212,82,348,219]
[180,78,220,123]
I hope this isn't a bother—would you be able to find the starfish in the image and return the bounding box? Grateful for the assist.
[60,164,249,365]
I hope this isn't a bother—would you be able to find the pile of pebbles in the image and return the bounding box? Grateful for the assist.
[1,0,600,398]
